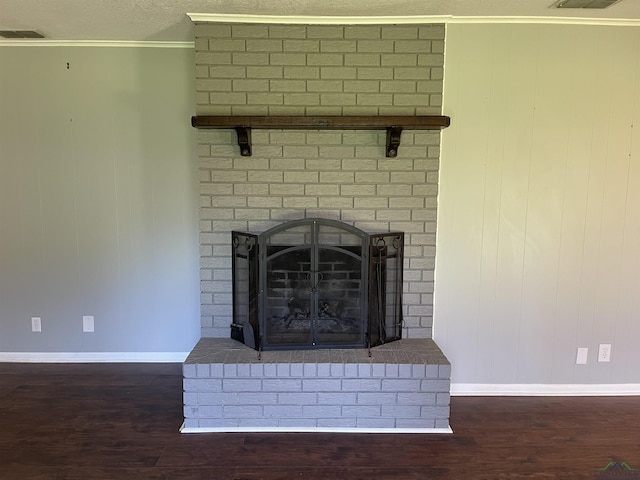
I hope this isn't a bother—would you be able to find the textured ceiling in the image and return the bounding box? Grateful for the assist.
[1,0,639,42]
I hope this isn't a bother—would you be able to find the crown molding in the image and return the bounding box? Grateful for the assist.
[187,13,640,27]
[0,40,193,48]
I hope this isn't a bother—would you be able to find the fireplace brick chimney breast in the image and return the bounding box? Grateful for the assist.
[184,21,451,432]
[195,22,445,341]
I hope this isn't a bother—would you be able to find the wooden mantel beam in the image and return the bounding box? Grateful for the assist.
[191,115,451,157]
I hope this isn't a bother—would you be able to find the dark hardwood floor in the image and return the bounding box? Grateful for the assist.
[1,363,638,479]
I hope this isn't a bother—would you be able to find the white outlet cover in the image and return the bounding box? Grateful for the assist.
[82,315,95,332]
[598,343,611,362]
[31,316,42,332]
[576,347,588,365]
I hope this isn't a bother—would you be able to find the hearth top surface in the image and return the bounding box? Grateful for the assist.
[185,337,449,366]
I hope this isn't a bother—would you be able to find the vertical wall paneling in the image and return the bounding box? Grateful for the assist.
[438,24,640,385]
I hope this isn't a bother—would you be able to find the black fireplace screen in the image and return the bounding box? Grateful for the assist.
[231,218,403,351]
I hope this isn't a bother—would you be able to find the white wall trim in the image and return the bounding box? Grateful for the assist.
[0,352,189,363]
[452,383,640,396]
[187,13,640,27]
[0,40,193,48]
[180,424,453,434]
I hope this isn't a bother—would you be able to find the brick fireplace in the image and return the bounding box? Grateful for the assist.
[182,20,451,432]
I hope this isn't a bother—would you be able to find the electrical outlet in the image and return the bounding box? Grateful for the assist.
[82,315,94,332]
[31,316,42,332]
[598,344,611,362]
[576,347,588,365]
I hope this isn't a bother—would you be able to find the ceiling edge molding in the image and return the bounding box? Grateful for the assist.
[186,13,453,25]
[0,40,194,48]
[453,15,640,25]
[187,12,640,27]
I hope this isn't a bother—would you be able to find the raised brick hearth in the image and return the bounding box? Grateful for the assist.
[182,338,451,432]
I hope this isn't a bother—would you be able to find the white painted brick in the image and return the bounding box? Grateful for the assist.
[396,392,436,405]
[357,418,396,428]
[397,418,435,428]
[247,172,284,184]
[278,392,317,405]
[307,54,344,66]
[262,378,302,392]
[222,379,262,391]
[357,67,394,79]
[303,405,342,418]
[357,392,396,404]
[200,418,238,428]
[308,26,345,39]
[343,26,381,39]
[320,67,357,79]
[382,404,421,418]
[183,364,197,378]
[341,379,381,392]
[382,26,419,39]
[234,209,271,221]
[187,405,224,418]
[237,392,278,405]
[305,184,339,196]
[421,405,450,419]
[223,405,263,418]
[265,405,303,417]
[299,358,324,376]
[290,364,304,377]
[246,66,283,78]
[317,392,357,405]
[343,364,358,377]
[303,379,342,391]
[342,405,381,417]
[318,418,357,428]
[283,145,319,157]
[271,80,309,93]
[235,364,251,377]
[232,24,270,38]
[418,53,444,67]
[320,93,357,106]
[243,39,282,52]
[381,379,421,392]
[318,197,353,209]
[269,25,307,39]
[247,196,282,208]
[435,418,450,428]
[183,378,222,392]
[284,93,320,106]
[371,363,386,377]
[269,184,305,195]
[284,66,320,79]
[420,379,450,392]
[223,364,237,377]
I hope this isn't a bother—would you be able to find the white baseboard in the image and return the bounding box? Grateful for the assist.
[180,423,453,434]
[0,352,189,363]
[452,383,640,396]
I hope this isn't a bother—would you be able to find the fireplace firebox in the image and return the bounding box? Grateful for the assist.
[231,218,404,351]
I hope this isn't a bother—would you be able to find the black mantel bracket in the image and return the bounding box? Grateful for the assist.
[191,115,450,158]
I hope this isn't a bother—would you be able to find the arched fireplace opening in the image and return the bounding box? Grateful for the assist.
[231,218,404,352]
